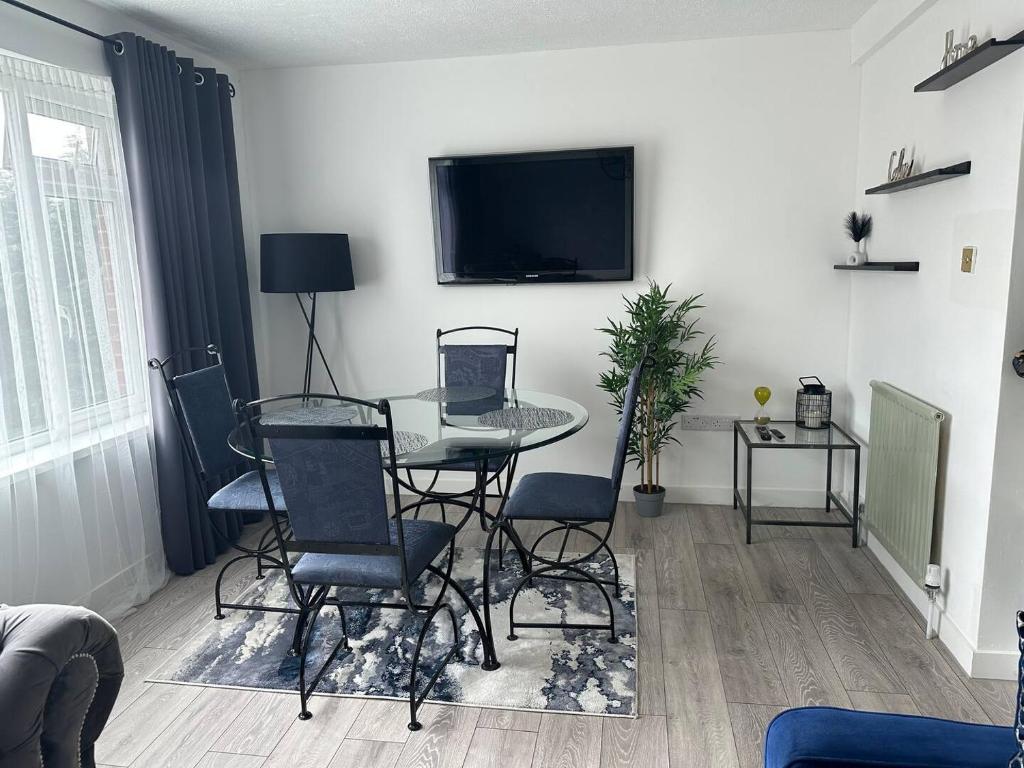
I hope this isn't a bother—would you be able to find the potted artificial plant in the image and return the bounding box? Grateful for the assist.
[598,280,718,518]
[844,211,873,266]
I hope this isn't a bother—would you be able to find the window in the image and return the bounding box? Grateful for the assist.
[0,53,148,464]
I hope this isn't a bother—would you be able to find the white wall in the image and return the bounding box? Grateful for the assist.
[242,31,862,501]
[845,0,1024,675]
[978,124,1024,674]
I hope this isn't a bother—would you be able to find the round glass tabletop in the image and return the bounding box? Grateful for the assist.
[228,387,589,470]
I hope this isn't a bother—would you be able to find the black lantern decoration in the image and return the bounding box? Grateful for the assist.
[796,376,832,430]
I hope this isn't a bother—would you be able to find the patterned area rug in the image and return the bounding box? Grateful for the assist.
[150,547,637,717]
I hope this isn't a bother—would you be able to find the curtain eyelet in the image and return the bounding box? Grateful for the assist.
[110,39,125,56]
[194,71,205,86]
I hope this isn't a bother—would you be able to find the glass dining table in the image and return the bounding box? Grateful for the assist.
[226,384,590,669]
[228,385,588,507]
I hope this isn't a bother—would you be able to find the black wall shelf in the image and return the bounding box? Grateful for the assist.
[865,161,971,195]
[834,262,920,272]
[915,29,1024,92]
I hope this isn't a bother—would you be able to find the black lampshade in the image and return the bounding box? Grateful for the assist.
[260,233,355,294]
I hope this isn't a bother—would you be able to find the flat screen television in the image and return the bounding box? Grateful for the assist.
[429,147,634,284]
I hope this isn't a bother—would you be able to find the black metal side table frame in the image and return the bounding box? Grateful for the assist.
[732,420,862,547]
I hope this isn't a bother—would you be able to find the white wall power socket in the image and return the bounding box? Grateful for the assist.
[679,415,737,431]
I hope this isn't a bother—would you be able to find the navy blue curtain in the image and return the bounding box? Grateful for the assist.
[106,33,260,575]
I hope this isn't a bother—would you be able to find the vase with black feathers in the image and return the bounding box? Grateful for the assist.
[844,211,873,266]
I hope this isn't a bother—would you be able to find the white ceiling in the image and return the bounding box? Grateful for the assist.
[91,0,878,69]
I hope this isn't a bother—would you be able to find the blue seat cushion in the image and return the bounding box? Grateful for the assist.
[764,707,1017,768]
[290,519,456,588]
[208,469,285,512]
[503,473,614,521]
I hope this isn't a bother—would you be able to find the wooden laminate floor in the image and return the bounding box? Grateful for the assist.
[95,503,1016,768]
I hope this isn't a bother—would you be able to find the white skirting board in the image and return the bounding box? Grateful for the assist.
[865,529,1017,680]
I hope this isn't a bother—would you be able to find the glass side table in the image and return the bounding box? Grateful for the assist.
[732,420,862,547]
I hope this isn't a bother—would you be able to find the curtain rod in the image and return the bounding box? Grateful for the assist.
[0,0,236,95]
[0,0,125,54]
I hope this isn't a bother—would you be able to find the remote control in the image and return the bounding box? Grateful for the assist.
[756,425,772,441]
[770,428,786,441]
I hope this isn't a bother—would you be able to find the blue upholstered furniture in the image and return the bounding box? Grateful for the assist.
[406,326,519,527]
[765,609,1024,767]
[764,707,1017,768]
[483,357,646,643]
[0,604,123,768]
[244,393,495,729]
[148,345,292,621]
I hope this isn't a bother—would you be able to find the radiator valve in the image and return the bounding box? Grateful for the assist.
[924,563,941,639]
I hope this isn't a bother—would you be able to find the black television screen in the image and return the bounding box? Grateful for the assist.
[429,147,634,284]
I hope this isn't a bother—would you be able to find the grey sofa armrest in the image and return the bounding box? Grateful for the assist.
[0,604,124,768]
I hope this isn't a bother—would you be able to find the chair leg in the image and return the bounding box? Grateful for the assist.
[297,592,327,720]
[425,563,496,668]
[214,553,260,620]
[291,585,312,655]
[295,587,350,722]
[407,602,459,731]
[507,562,618,643]
[560,524,622,598]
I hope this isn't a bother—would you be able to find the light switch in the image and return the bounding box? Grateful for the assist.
[961,246,977,273]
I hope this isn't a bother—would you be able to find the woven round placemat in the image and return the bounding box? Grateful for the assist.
[381,431,429,458]
[261,405,359,426]
[415,386,497,403]
[477,407,574,430]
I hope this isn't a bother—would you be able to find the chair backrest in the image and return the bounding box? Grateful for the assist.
[437,326,518,416]
[148,345,240,488]
[246,395,411,587]
[173,365,241,479]
[610,359,647,493]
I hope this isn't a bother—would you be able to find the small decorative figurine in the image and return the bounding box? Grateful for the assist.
[754,386,772,425]
[888,147,915,182]
[941,29,978,69]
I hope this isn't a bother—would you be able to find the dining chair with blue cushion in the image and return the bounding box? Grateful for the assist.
[244,393,496,728]
[149,344,292,620]
[405,326,519,531]
[763,609,1024,767]
[482,356,648,644]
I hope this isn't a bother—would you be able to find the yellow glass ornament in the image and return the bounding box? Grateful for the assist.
[754,386,772,425]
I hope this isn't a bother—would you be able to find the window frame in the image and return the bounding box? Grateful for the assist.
[0,59,149,466]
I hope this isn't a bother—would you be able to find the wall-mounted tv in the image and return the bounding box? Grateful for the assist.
[429,146,634,285]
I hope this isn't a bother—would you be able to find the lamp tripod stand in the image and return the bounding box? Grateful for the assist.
[295,292,340,397]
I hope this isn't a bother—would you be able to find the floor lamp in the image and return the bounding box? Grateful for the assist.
[260,233,355,396]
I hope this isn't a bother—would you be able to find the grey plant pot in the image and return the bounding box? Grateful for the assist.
[633,485,666,518]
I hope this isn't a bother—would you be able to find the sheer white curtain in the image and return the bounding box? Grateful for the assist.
[0,52,167,618]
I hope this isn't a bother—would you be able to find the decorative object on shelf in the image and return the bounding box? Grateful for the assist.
[598,280,718,518]
[941,28,978,69]
[1013,349,1024,378]
[795,376,831,430]
[260,233,355,396]
[887,147,915,183]
[754,386,772,425]
[916,28,1024,92]
[865,161,971,195]
[843,211,873,266]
